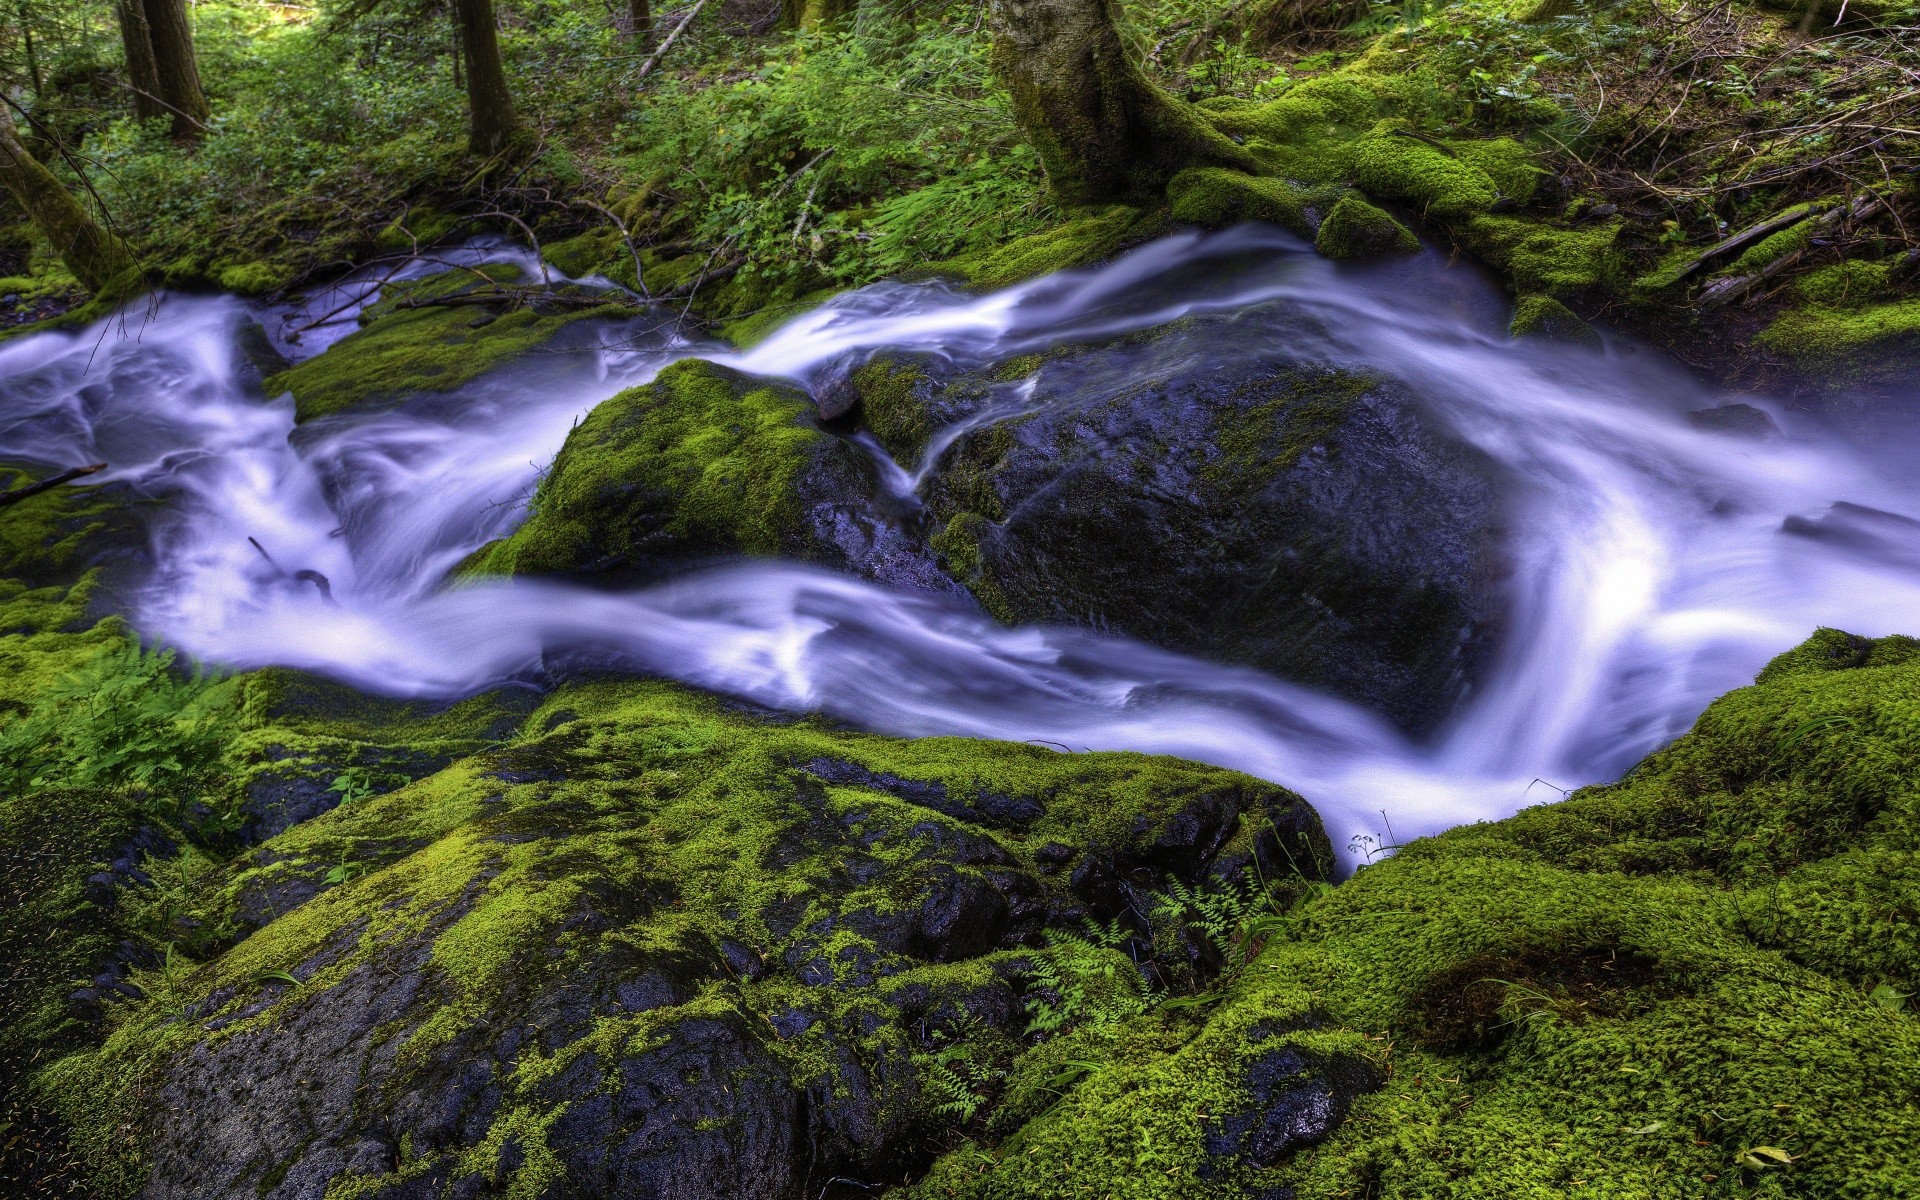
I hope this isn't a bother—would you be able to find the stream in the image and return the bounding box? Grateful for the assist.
[5,224,1920,863]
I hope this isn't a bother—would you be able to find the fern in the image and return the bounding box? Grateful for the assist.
[1022,918,1152,1036]
[0,641,235,798]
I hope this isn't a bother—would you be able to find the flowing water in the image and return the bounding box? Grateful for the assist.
[5,225,1920,863]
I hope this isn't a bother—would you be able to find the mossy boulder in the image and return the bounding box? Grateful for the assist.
[1166,168,1329,237]
[1508,294,1599,344]
[37,681,1329,1199]
[1313,195,1419,261]
[463,357,943,588]
[264,267,620,423]
[907,626,1920,1197]
[913,320,1506,735]
[1756,261,1920,382]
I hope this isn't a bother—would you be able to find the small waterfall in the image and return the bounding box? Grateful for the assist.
[4,225,1919,863]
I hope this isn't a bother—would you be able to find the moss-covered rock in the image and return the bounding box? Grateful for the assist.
[37,681,1328,1199]
[264,267,619,423]
[462,358,872,579]
[1166,168,1329,237]
[1509,294,1599,344]
[931,206,1163,290]
[1314,195,1419,261]
[906,626,1920,1197]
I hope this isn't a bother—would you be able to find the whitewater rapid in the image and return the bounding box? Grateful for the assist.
[5,226,1919,863]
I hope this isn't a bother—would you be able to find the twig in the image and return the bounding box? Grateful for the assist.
[0,463,107,510]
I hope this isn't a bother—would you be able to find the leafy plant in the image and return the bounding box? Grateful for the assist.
[1022,918,1153,1036]
[329,768,375,806]
[0,640,235,798]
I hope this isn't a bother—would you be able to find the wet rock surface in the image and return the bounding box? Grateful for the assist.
[52,682,1329,1200]
[903,316,1507,734]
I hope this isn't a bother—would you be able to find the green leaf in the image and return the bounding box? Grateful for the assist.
[250,969,301,988]
[1736,1146,1795,1168]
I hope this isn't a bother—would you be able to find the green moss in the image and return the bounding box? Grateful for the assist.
[1166,168,1326,237]
[0,466,148,588]
[719,285,843,348]
[1509,294,1599,344]
[1756,296,1920,369]
[1206,76,1384,151]
[212,261,293,297]
[1209,368,1377,482]
[1346,125,1502,218]
[1464,215,1624,298]
[542,228,623,278]
[1313,195,1419,260]
[373,206,463,254]
[1451,137,1545,204]
[263,267,614,423]
[1793,260,1892,307]
[464,358,827,577]
[909,626,1920,1197]
[933,207,1161,290]
[850,356,935,458]
[1728,220,1812,275]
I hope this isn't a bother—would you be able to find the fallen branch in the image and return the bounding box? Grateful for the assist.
[394,286,635,312]
[0,463,107,510]
[1694,192,1883,310]
[1661,203,1827,287]
[636,0,711,80]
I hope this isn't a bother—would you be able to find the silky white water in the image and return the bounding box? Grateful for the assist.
[5,225,1919,863]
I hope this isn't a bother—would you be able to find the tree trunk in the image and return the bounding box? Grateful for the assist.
[454,0,522,157]
[115,0,165,122]
[987,0,1255,203]
[140,0,209,141]
[0,107,135,294]
[623,0,652,41]
[782,0,855,27]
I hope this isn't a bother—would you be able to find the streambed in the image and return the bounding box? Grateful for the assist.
[4,225,1919,861]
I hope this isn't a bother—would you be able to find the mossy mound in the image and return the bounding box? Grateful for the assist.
[1166,168,1332,237]
[37,681,1328,1199]
[906,626,1920,1197]
[264,267,619,423]
[1757,287,1920,381]
[1314,195,1419,261]
[462,358,870,579]
[1509,294,1599,344]
[930,206,1165,290]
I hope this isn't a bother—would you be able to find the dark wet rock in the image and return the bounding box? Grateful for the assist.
[1687,402,1781,439]
[1201,1037,1380,1171]
[802,756,1044,829]
[1781,500,1920,572]
[916,322,1507,734]
[54,681,1329,1200]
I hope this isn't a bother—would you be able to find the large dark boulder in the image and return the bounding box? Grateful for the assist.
[41,682,1329,1200]
[902,318,1507,734]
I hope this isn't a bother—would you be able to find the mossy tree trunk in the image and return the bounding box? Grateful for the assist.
[454,0,523,157]
[987,0,1255,203]
[113,0,166,122]
[623,0,651,40]
[0,106,135,294]
[140,0,210,142]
